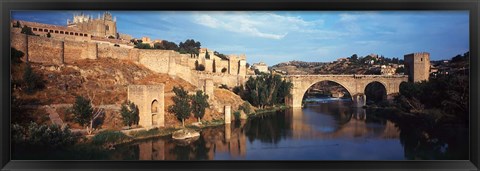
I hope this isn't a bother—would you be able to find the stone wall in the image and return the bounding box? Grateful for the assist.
[64,40,97,63]
[27,35,63,64]
[11,30,247,89]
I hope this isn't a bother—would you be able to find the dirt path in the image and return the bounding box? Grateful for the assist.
[44,105,64,126]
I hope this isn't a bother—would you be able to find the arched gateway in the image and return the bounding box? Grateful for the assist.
[128,84,165,128]
[284,75,408,108]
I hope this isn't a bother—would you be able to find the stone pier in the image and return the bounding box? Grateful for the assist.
[224,105,231,124]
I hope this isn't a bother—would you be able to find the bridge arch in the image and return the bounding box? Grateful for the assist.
[301,80,354,101]
[284,75,408,108]
[364,81,388,103]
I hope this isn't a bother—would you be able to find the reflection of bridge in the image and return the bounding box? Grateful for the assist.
[284,75,408,108]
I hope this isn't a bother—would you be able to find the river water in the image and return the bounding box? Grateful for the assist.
[107,97,468,160]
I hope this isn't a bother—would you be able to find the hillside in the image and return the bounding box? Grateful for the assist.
[12,57,247,129]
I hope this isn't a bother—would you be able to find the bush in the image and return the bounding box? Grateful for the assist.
[221,68,227,73]
[91,130,131,146]
[219,84,229,90]
[233,111,241,120]
[114,44,120,47]
[11,47,24,63]
[23,64,44,94]
[238,102,252,115]
[196,64,205,71]
[120,101,139,128]
[13,122,78,149]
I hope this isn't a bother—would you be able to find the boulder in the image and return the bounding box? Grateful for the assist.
[172,128,200,140]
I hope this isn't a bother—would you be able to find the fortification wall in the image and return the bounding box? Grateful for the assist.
[137,49,171,74]
[10,32,27,61]
[11,30,245,89]
[64,40,97,63]
[27,35,63,64]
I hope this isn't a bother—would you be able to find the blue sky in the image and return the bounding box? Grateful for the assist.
[12,11,469,66]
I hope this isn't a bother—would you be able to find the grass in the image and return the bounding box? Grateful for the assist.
[249,105,289,118]
[91,130,132,146]
[129,127,177,139]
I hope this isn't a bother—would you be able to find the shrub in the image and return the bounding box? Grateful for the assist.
[13,122,79,149]
[196,64,205,71]
[238,102,252,115]
[219,84,229,90]
[21,26,36,36]
[91,130,131,146]
[233,111,241,120]
[120,101,139,128]
[221,67,227,73]
[11,47,24,63]
[23,64,44,94]
[114,44,120,47]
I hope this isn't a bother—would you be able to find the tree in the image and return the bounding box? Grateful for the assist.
[11,48,24,63]
[205,50,210,59]
[46,32,51,38]
[23,64,44,94]
[168,86,191,127]
[190,90,210,123]
[242,73,292,108]
[221,67,227,73]
[14,21,21,28]
[395,67,405,74]
[214,51,229,60]
[72,94,104,135]
[120,101,139,129]
[196,64,205,71]
[135,43,152,49]
[179,39,201,57]
[21,26,35,36]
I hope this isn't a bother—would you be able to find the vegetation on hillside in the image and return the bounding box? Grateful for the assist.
[120,101,139,129]
[169,86,192,127]
[234,73,293,108]
[190,90,210,123]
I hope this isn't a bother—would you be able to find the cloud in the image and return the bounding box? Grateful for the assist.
[193,12,327,40]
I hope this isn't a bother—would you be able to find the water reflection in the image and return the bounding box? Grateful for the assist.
[108,98,466,160]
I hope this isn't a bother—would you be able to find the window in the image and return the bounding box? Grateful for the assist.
[106,25,109,31]
[421,58,423,61]
[84,34,88,37]
[49,30,53,33]
[33,28,37,31]
[39,28,43,32]
[75,33,78,36]
[80,33,83,36]
[70,32,73,35]
[44,29,48,32]
[60,31,64,34]
[55,30,59,33]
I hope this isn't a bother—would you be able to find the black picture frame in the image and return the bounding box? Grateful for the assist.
[1,0,479,170]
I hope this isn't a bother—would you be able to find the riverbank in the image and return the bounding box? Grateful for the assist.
[247,105,289,118]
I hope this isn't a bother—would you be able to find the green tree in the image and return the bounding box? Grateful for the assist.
[179,39,201,57]
[46,32,51,38]
[205,50,210,59]
[14,21,21,28]
[242,73,292,108]
[190,90,210,123]
[169,86,191,127]
[21,26,35,35]
[11,47,24,63]
[135,43,152,49]
[120,101,139,129]
[395,67,405,74]
[72,95,104,134]
[23,64,44,94]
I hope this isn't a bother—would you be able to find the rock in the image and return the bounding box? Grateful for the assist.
[172,128,200,140]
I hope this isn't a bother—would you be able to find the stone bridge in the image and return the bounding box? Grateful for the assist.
[284,75,408,108]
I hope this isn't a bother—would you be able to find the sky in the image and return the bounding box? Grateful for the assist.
[12,11,469,66]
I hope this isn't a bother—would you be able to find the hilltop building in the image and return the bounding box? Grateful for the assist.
[252,62,269,73]
[67,12,119,38]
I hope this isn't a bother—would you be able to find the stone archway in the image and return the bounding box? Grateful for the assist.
[364,81,388,103]
[290,79,355,108]
[128,84,165,128]
[151,100,159,126]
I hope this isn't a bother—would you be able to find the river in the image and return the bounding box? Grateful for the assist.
[106,97,468,160]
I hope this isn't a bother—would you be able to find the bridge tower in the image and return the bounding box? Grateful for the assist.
[404,52,430,82]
